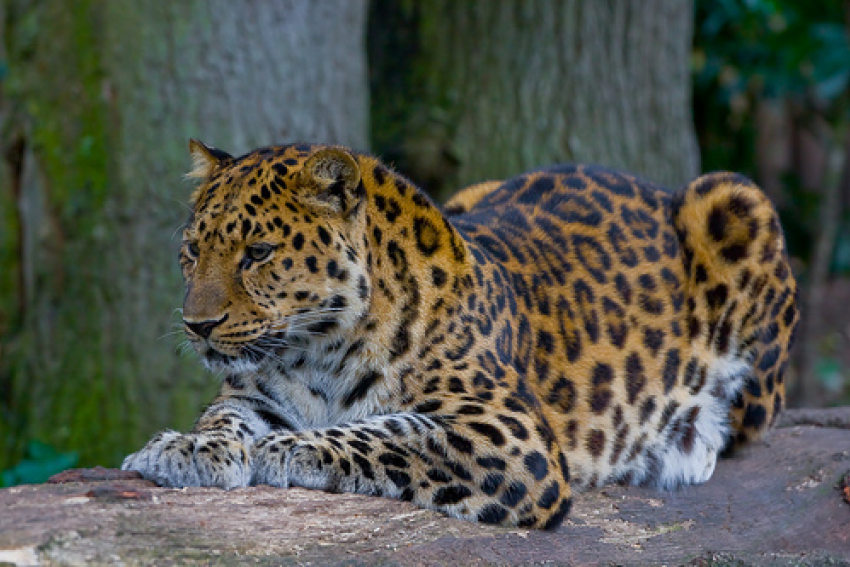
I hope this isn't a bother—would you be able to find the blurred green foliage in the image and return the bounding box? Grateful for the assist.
[694,0,850,168]
[1,441,79,487]
[696,0,850,102]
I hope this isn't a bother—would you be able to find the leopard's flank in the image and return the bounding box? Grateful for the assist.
[123,140,798,529]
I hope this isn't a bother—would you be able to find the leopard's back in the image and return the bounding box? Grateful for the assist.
[446,164,797,488]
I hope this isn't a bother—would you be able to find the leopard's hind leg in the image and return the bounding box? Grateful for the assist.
[672,173,799,452]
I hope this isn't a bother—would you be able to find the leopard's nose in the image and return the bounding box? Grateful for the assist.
[184,314,228,339]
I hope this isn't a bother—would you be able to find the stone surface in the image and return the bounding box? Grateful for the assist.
[779,406,850,429]
[1,416,848,566]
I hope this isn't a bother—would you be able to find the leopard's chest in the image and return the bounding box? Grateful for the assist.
[254,335,398,429]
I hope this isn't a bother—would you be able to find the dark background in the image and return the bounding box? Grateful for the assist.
[1,0,848,484]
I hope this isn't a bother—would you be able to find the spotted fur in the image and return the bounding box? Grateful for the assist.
[123,141,798,529]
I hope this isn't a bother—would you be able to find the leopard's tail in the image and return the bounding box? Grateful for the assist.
[671,172,798,450]
[443,180,503,215]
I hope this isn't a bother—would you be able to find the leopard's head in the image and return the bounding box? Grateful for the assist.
[180,140,371,372]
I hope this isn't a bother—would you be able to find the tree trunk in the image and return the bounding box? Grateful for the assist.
[0,0,368,471]
[369,0,699,200]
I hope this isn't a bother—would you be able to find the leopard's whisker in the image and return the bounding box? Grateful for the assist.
[158,329,187,341]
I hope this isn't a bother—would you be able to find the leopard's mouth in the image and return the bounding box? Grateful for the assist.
[190,320,328,372]
[197,332,302,372]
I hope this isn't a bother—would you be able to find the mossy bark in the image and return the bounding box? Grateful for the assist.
[0,0,368,471]
[369,0,699,200]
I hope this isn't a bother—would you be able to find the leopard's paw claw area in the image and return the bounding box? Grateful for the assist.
[121,430,250,489]
[252,434,333,490]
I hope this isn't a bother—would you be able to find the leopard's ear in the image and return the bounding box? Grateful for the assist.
[187,139,233,180]
[298,147,364,215]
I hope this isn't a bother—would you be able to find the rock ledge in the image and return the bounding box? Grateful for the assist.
[1,409,848,566]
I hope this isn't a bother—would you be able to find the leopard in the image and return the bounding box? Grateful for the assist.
[122,139,798,530]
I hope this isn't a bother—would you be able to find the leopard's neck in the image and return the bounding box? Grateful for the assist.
[355,155,477,370]
[238,157,479,427]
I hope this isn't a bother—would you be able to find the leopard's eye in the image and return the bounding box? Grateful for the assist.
[185,241,200,259]
[245,243,274,263]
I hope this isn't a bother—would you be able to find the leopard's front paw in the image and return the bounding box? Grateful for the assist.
[121,430,251,489]
[251,433,338,490]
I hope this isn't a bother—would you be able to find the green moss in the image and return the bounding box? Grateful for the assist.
[1,1,116,469]
[31,3,109,219]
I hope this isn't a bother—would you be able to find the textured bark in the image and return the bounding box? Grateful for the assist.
[1,416,848,566]
[0,0,368,470]
[792,124,848,407]
[370,0,699,200]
